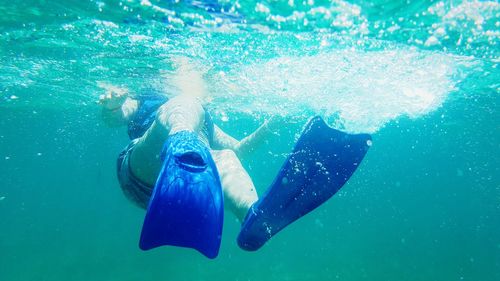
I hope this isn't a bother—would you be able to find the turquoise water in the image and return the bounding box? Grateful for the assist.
[0,1,499,280]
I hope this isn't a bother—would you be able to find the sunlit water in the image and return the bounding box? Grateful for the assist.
[0,1,499,281]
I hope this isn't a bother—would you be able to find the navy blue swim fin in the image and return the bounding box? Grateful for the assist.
[139,131,224,259]
[238,116,371,251]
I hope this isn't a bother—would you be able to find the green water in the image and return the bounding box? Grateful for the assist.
[0,1,499,280]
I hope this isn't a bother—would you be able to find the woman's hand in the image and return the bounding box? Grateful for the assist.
[97,82,129,110]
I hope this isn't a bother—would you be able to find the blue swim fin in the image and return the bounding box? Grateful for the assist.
[238,116,371,251]
[139,131,224,259]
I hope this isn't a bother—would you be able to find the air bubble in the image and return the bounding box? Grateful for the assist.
[282,177,289,185]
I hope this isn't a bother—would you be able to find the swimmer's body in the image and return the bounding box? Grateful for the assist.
[99,59,274,221]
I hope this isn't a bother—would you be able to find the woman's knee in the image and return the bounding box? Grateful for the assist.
[218,149,237,160]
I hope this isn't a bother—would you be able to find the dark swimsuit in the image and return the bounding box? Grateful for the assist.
[116,89,214,209]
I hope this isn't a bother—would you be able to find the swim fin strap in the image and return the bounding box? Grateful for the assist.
[238,116,371,251]
[139,131,224,259]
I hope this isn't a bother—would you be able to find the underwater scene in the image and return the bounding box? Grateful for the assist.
[0,0,499,280]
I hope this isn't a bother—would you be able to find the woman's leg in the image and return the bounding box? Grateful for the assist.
[129,96,206,186]
[211,149,258,221]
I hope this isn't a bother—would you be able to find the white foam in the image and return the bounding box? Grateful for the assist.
[209,49,461,133]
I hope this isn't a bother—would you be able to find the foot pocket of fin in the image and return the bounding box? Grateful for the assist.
[139,131,224,259]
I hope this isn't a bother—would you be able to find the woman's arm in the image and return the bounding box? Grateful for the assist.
[101,97,139,127]
[212,119,276,160]
[98,83,139,127]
